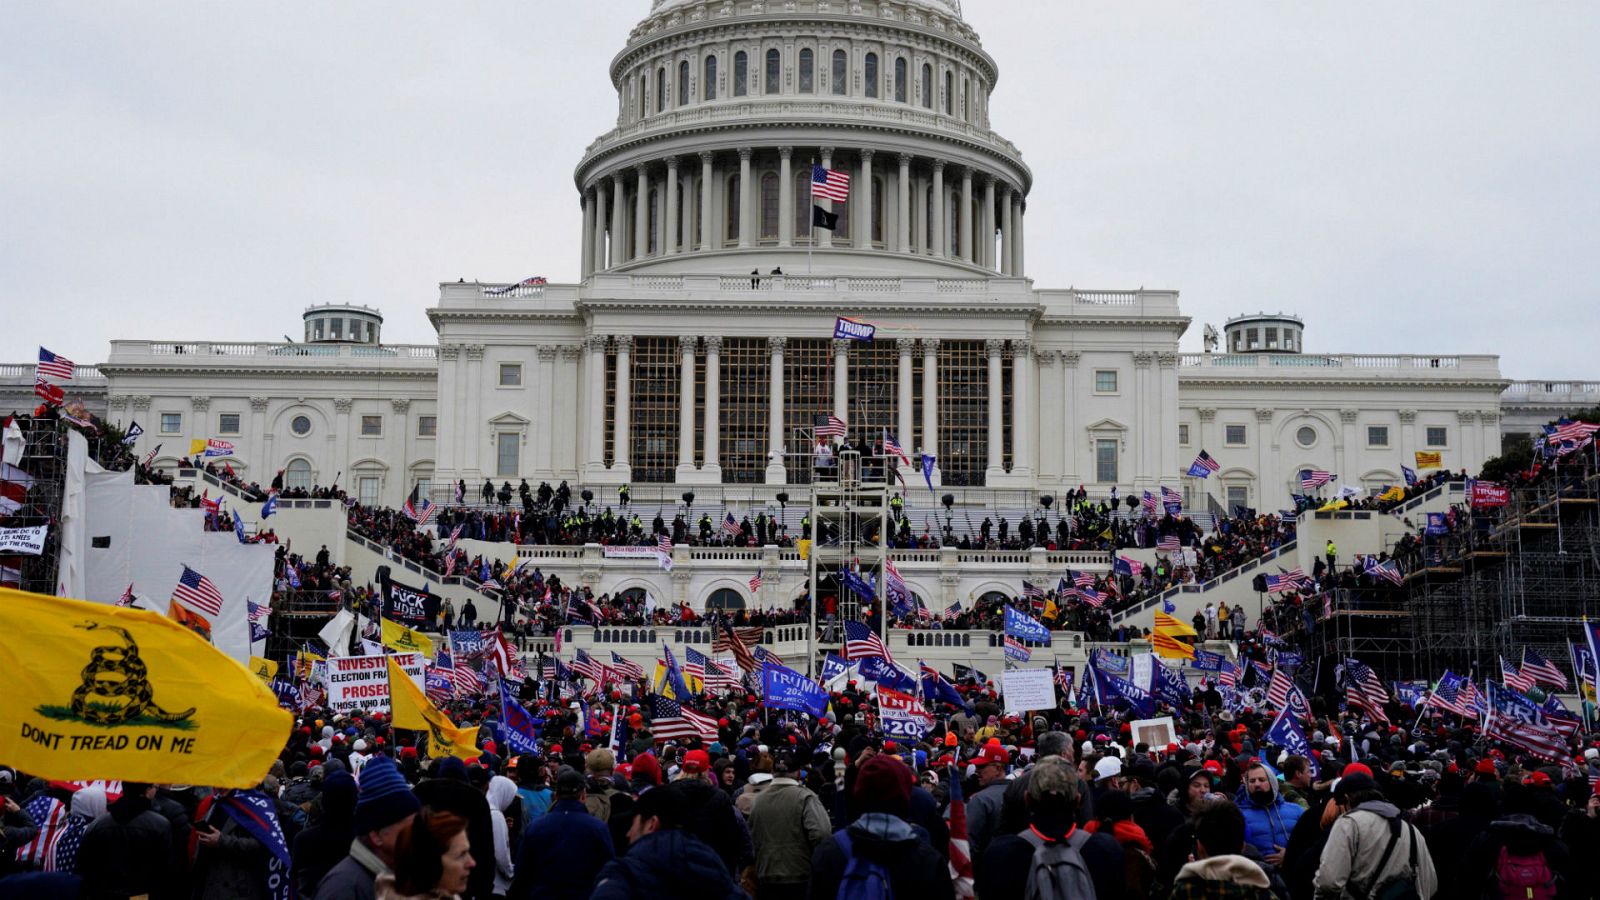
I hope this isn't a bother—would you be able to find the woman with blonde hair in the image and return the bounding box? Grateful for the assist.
[376,808,475,900]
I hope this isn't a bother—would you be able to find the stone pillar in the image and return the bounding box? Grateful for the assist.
[1062,351,1082,482]
[581,188,596,276]
[737,147,754,249]
[703,337,723,476]
[1132,352,1154,488]
[999,184,1014,276]
[832,338,849,420]
[584,335,607,477]
[816,147,834,249]
[664,157,680,256]
[1399,409,1418,474]
[913,172,928,254]
[897,154,912,254]
[930,160,946,259]
[897,338,915,473]
[1014,192,1026,278]
[959,166,973,262]
[778,147,794,248]
[1338,408,1359,485]
[856,149,874,250]
[634,167,650,257]
[612,336,632,475]
[536,345,557,475]
[982,176,996,270]
[766,337,788,484]
[699,151,715,251]
[1013,340,1034,476]
[677,337,698,477]
[985,339,1005,479]
[610,172,627,265]
[594,181,610,270]
[921,339,940,483]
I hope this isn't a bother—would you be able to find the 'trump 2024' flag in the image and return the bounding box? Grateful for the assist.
[0,587,291,788]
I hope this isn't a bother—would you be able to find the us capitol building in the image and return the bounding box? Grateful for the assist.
[30,0,1573,518]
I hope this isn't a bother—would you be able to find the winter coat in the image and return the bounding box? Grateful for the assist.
[590,829,746,900]
[485,777,517,896]
[1313,801,1437,900]
[1238,779,1305,859]
[73,793,173,900]
[810,813,954,900]
[506,798,614,900]
[674,778,751,875]
[294,820,357,900]
[314,840,390,900]
[1169,854,1277,899]
[747,778,831,885]
[373,874,459,900]
[963,778,1010,857]
[191,804,274,900]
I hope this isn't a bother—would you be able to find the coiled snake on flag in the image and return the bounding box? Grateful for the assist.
[71,623,196,725]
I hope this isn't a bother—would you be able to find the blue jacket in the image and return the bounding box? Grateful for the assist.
[590,829,746,900]
[506,798,614,900]
[1236,780,1304,858]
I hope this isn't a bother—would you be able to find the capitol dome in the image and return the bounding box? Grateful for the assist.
[573,0,1030,279]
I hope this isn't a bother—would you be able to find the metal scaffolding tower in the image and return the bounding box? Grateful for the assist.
[806,448,891,676]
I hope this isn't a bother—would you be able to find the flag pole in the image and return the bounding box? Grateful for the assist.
[808,157,815,278]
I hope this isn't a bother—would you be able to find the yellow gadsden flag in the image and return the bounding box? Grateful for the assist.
[381,617,434,659]
[248,656,279,685]
[0,587,291,789]
[386,656,478,760]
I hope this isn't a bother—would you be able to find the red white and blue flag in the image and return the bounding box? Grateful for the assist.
[811,164,851,202]
[946,764,975,899]
[1521,647,1568,690]
[883,428,911,467]
[1187,450,1220,477]
[1300,469,1333,490]
[36,347,75,381]
[173,565,225,618]
[816,414,848,437]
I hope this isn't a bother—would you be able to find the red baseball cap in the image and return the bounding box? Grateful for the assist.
[681,749,711,773]
[1341,763,1373,779]
[975,744,1008,768]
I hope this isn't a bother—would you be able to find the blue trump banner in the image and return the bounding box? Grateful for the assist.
[857,655,916,692]
[1191,649,1226,672]
[819,652,853,685]
[833,316,877,342]
[1004,606,1051,645]
[762,662,830,718]
[1264,707,1317,776]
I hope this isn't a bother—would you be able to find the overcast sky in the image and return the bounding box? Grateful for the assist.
[3,2,1596,379]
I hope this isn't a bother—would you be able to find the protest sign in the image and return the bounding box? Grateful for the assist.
[382,578,439,630]
[0,525,47,555]
[1002,667,1055,714]
[326,652,425,713]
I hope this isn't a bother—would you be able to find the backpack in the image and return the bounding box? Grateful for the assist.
[1019,828,1098,900]
[1356,815,1421,900]
[1492,846,1557,900]
[834,829,894,900]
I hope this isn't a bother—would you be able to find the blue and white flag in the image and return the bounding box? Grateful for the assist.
[857,655,916,692]
[260,492,279,518]
[1099,669,1155,718]
[218,790,291,900]
[1191,649,1226,672]
[1153,657,1191,708]
[1004,606,1050,645]
[497,676,544,755]
[833,316,876,342]
[763,662,830,718]
[1091,648,1130,677]
[921,454,937,493]
[1402,465,1418,487]
[234,513,248,544]
[819,652,853,686]
[1264,708,1318,777]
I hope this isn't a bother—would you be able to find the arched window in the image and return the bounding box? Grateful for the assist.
[706,588,746,610]
[765,49,781,94]
[944,70,953,114]
[949,192,959,252]
[872,176,885,244]
[637,76,646,119]
[733,51,748,96]
[920,63,932,108]
[894,57,907,102]
[962,76,970,120]
[678,60,689,106]
[759,171,780,241]
[656,66,666,112]
[864,53,879,98]
[832,49,848,95]
[798,48,814,93]
[284,459,313,491]
[725,174,741,243]
[704,55,718,100]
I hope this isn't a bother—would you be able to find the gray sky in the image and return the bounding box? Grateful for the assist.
[3,2,1596,379]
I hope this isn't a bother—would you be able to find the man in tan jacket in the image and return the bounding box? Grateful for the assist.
[747,761,831,900]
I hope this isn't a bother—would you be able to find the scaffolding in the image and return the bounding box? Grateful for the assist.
[805,448,892,676]
[2,416,72,595]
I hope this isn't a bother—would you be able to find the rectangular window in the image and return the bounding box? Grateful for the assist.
[358,476,379,507]
[1095,439,1118,483]
[1265,327,1278,348]
[496,433,519,477]
[499,363,522,387]
[217,413,240,435]
[1094,370,1118,393]
[1225,424,1247,446]
[1426,426,1448,447]
[1178,423,1190,445]
[360,415,382,436]
[1226,485,1249,513]
[417,415,438,437]
[160,413,182,434]
[1367,426,1389,447]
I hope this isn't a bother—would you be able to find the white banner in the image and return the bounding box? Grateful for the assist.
[325,652,425,713]
[602,544,671,571]
[1002,667,1056,714]
[0,525,48,555]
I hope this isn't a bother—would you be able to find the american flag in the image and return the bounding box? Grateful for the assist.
[1548,420,1600,448]
[1141,491,1159,514]
[36,347,75,381]
[403,496,437,528]
[14,794,67,869]
[1266,667,1294,710]
[713,621,761,673]
[816,414,848,438]
[1299,469,1333,489]
[1364,556,1404,586]
[1265,569,1308,594]
[1162,485,1183,508]
[843,619,891,661]
[703,658,741,694]
[1073,571,1098,589]
[446,524,463,551]
[946,765,975,899]
[753,643,786,667]
[1485,702,1569,763]
[610,652,645,681]
[1021,580,1046,600]
[1074,587,1104,608]
[647,695,718,742]
[1156,534,1181,552]
[453,662,484,698]
[811,164,851,202]
[882,429,911,466]
[657,534,674,554]
[721,512,743,538]
[1501,656,1537,693]
[425,665,455,705]
[1428,675,1475,718]
[172,565,225,618]
[748,571,763,593]
[683,647,711,687]
[1218,661,1238,688]
[571,648,606,682]
[1521,647,1568,690]
[1342,658,1390,724]
[1188,450,1221,476]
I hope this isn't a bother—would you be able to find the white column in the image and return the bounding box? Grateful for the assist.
[1014,193,1026,278]
[832,338,849,421]
[855,149,874,250]
[634,167,649,257]
[699,151,715,252]
[985,339,1004,480]
[594,181,610,270]
[612,336,632,476]
[676,337,698,476]
[778,147,794,248]
[897,154,912,254]
[959,166,973,263]
[897,338,915,473]
[737,147,753,249]
[703,337,722,476]
[766,336,787,484]
[982,176,996,270]
[610,172,627,265]
[1013,340,1034,477]
[817,146,834,249]
[584,335,607,477]
[913,172,927,254]
[664,158,680,256]
[921,339,941,484]
[930,160,946,259]
[999,184,1014,276]
[581,188,596,277]
[536,345,557,475]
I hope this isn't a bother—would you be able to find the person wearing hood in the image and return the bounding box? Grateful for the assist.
[508,767,613,900]
[46,784,106,874]
[294,770,358,898]
[73,782,174,900]
[811,755,953,900]
[1313,773,1436,899]
[590,784,744,900]
[1238,761,1304,866]
[485,776,518,896]
[1168,798,1279,899]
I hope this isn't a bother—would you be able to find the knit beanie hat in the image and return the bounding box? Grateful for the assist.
[853,754,914,817]
[353,755,420,835]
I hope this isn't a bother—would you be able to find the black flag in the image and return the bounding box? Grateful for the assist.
[812,205,838,230]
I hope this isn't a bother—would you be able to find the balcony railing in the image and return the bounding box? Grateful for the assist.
[107,341,438,363]
[0,364,104,380]
[1177,353,1500,376]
